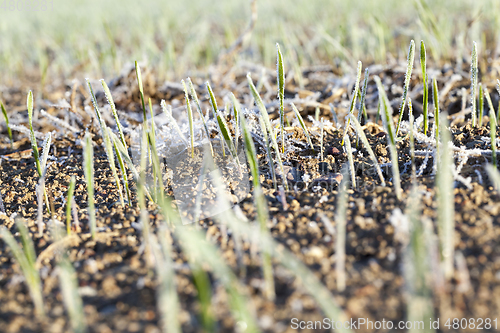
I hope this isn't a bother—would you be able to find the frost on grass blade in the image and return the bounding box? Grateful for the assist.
[341,61,362,145]
[258,115,277,189]
[182,79,195,158]
[374,76,396,146]
[358,67,369,124]
[27,91,41,176]
[471,42,478,127]
[83,132,96,240]
[206,82,238,162]
[420,40,429,135]
[291,103,314,150]
[343,135,356,189]
[396,40,415,136]
[276,43,285,153]
[478,83,484,127]
[229,93,241,154]
[436,113,454,279]
[247,73,288,190]
[101,79,126,148]
[432,78,440,142]
[347,114,386,186]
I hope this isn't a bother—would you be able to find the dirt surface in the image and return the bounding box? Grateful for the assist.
[0,62,500,333]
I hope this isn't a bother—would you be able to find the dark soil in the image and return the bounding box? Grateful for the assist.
[0,63,499,333]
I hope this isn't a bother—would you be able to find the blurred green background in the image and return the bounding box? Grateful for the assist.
[0,0,499,84]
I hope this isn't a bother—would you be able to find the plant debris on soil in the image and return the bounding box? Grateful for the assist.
[1,55,500,333]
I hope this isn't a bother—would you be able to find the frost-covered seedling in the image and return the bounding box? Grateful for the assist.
[247,73,288,190]
[58,256,87,333]
[358,67,369,124]
[291,103,314,150]
[182,80,195,158]
[206,82,239,162]
[101,79,126,149]
[66,176,76,235]
[229,93,241,154]
[187,77,214,155]
[258,115,277,189]
[240,114,275,300]
[436,113,454,279]
[86,79,124,207]
[396,40,415,136]
[343,135,356,189]
[135,61,148,124]
[374,76,401,198]
[341,61,362,145]
[432,78,440,143]
[408,98,416,180]
[83,133,96,240]
[471,42,478,127]
[150,228,182,333]
[1,101,13,148]
[276,43,286,153]
[0,219,45,317]
[347,114,386,186]
[420,41,429,135]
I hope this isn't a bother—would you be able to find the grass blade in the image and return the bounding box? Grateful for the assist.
[420,41,429,135]
[436,113,454,279]
[396,40,415,136]
[187,78,214,156]
[247,73,288,190]
[58,256,87,333]
[240,114,275,300]
[206,82,239,162]
[291,103,314,150]
[82,132,96,240]
[471,42,478,127]
[478,83,484,127]
[336,166,349,291]
[1,101,13,148]
[341,61,363,145]
[182,79,195,158]
[258,116,277,189]
[432,78,440,142]
[347,114,386,186]
[66,176,76,235]
[101,79,127,149]
[343,135,356,189]
[276,43,285,153]
[229,93,241,155]
[27,91,42,177]
[135,61,148,123]
[0,220,45,317]
[374,76,396,146]
[358,67,370,124]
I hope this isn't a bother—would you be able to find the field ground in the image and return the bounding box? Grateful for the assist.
[1,1,500,332]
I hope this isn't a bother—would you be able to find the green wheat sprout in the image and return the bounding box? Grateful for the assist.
[247,73,289,190]
[396,40,415,136]
[420,41,429,135]
[276,43,286,153]
[65,176,76,235]
[478,83,484,127]
[341,61,363,145]
[258,115,277,189]
[432,78,440,143]
[1,100,13,148]
[0,219,45,317]
[101,79,127,149]
[343,135,356,189]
